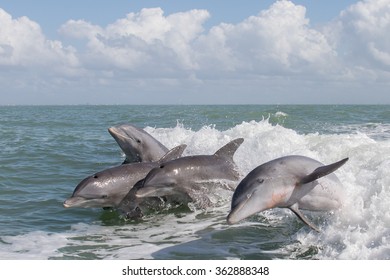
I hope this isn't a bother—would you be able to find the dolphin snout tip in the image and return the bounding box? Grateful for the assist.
[108,127,118,136]
[226,212,239,225]
[226,218,234,225]
[63,197,79,208]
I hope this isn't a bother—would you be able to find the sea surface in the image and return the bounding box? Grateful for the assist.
[0,105,389,260]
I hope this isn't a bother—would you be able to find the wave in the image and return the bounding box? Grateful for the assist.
[149,119,390,259]
[1,118,389,259]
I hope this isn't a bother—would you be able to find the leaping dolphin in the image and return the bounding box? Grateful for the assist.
[227,156,348,232]
[63,144,186,211]
[136,138,244,208]
[108,124,169,163]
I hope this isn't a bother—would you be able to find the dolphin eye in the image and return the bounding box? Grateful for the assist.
[256,178,264,184]
[160,165,164,169]
[136,139,141,144]
[101,195,108,199]
[93,175,98,179]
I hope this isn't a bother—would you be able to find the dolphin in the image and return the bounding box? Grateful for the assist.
[227,156,348,232]
[108,124,169,163]
[63,144,186,210]
[136,138,244,208]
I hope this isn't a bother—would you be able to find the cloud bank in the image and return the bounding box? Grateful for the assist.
[0,0,389,104]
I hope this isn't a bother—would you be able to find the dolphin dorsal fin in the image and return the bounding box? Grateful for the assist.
[300,157,349,185]
[214,138,244,161]
[158,144,187,163]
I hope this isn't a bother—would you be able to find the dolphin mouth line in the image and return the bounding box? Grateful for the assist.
[63,197,106,208]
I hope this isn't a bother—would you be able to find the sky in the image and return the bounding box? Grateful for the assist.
[0,0,389,105]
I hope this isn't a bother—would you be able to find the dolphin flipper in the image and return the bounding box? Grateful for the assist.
[300,157,349,185]
[289,204,320,232]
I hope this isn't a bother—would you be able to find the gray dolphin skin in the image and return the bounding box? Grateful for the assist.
[108,124,169,163]
[227,156,348,231]
[63,144,186,210]
[136,138,244,208]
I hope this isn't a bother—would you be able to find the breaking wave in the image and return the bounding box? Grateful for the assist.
[1,115,389,259]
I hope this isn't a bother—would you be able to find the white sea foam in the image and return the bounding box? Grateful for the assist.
[148,119,390,259]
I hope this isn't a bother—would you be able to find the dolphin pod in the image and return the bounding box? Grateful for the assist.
[65,123,349,232]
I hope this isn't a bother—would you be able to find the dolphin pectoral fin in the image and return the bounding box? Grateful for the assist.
[300,157,349,185]
[289,204,320,232]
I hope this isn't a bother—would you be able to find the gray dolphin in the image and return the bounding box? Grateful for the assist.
[227,156,348,232]
[63,144,186,210]
[108,124,169,163]
[136,138,244,208]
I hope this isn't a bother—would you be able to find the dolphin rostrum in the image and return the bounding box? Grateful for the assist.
[108,124,169,163]
[136,138,244,208]
[63,144,186,211]
[227,156,348,232]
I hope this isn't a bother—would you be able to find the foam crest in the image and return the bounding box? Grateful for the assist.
[296,137,390,259]
[148,119,390,259]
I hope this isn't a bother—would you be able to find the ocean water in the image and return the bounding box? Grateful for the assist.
[0,105,389,260]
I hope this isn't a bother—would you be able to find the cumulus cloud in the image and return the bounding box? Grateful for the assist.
[0,8,79,72]
[59,8,209,73]
[58,2,339,79]
[195,1,338,78]
[324,0,390,81]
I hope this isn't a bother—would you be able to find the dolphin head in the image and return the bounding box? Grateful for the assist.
[108,124,146,162]
[63,168,130,208]
[108,124,167,163]
[227,173,280,225]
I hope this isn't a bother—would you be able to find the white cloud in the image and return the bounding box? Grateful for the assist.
[1,0,390,104]
[195,1,338,78]
[57,1,343,83]
[59,8,210,72]
[327,0,390,79]
[0,8,79,72]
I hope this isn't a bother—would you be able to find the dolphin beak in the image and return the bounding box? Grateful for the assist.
[227,196,252,225]
[136,185,178,198]
[227,190,272,225]
[135,186,157,198]
[63,197,87,208]
[108,127,124,139]
[108,127,118,136]
[108,127,134,142]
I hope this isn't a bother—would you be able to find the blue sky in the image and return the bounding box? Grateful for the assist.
[1,0,389,104]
